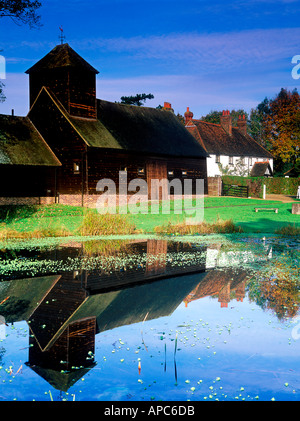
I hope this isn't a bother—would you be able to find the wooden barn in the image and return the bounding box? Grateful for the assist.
[0,43,208,206]
[0,114,61,204]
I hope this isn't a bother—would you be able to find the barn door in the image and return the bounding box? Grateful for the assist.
[146,160,168,200]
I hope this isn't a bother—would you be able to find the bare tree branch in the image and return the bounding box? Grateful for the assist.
[0,0,42,28]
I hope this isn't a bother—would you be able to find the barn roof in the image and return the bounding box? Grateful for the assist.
[186,120,273,159]
[25,43,99,74]
[94,100,209,158]
[0,114,61,166]
[31,87,208,158]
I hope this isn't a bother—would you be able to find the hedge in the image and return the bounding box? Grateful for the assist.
[222,176,300,198]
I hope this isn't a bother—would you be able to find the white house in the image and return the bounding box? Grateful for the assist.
[184,108,274,177]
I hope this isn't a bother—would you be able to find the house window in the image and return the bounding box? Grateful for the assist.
[137,167,145,175]
[215,155,220,163]
[229,156,233,165]
[73,162,80,174]
[182,170,188,177]
[120,166,127,172]
[168,170,174,177]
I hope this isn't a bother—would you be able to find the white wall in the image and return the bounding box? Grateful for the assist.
[207,154,273,177]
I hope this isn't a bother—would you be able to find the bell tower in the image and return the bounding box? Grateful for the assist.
[26,43,99,119]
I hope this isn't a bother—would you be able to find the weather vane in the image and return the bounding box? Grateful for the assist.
[59,26,66,45]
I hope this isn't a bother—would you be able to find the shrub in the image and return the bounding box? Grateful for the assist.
[154,218,243,235]
[275,224,300,236]
[77,209,136,236]
[0,222,71,240]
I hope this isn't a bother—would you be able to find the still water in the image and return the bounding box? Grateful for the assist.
[0,234,299,401]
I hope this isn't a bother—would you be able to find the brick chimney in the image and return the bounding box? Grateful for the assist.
[237,114,247,136]
[220,110,232,136]
[184,106,194,125]
[163,102,174,112]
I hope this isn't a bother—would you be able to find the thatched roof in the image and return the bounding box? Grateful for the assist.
[69,113,122,150]
[95,100,208,158]
[25,43,99,74]
[0,114,61,166]
[31,87,208,158]
[26,362,95,392]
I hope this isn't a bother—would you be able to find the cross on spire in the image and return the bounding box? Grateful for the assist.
[59,26,66,45]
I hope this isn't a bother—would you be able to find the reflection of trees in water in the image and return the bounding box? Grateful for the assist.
[247,254,300,320]
[0,297,31,321]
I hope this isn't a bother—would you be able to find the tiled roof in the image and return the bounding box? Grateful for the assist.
[186,119,273,158]
[250,161,273,176]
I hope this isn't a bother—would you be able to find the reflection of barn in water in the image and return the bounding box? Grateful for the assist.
[0,239,251,392]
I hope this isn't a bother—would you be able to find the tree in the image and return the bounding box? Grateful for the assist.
[0,0,42,28]
[218,158,248,177]
[263,88,300,167]
[248,98,270,147]
[120,93,154,106]
[176,112,185,125]
[201,109,249,128]
[0,1,42,101]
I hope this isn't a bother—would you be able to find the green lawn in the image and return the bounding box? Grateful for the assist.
[203,201,300,233]
[128,197,300,233]
[0,197,299,235]
[0,204,84,233]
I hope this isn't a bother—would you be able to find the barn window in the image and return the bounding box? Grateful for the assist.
[73,162,80,174]
[215,155,220,163]
[138,167,145,175]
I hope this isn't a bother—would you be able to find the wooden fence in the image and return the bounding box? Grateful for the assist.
[222,184,249,198]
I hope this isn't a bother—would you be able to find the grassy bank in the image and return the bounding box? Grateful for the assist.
[154,218,243,235]
[0,197,299,238]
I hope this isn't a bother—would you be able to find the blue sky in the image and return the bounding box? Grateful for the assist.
[0,0,300,117]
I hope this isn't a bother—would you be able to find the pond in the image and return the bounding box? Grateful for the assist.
[0,234,299,402]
